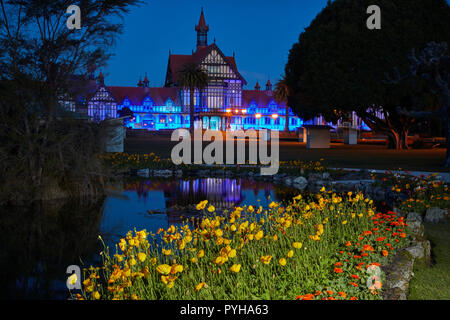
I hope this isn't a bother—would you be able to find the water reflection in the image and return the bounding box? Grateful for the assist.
[1,177,297,300]
[0,199,105,300]
[100,178,297,247]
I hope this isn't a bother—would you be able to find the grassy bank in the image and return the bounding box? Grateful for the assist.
[408,222,450,300]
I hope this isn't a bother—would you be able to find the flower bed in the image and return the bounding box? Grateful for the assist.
[372,170,450,216]
[73,190,409,300]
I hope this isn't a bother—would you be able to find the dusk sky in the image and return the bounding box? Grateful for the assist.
[103,0,330,88]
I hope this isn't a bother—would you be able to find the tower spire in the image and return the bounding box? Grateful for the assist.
[195,8,209,50]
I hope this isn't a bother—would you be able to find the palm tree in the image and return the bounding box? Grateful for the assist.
[177,63,208,133]
[274,76,292,132]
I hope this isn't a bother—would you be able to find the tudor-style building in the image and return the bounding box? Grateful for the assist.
[61,9,308,132]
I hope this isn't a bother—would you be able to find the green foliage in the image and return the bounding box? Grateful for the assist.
[285,0,450,121]
[0,0,141,202]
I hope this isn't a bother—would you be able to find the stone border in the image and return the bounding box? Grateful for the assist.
[381,212,431,300]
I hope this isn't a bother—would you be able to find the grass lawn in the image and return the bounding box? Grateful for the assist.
[408,222,450,300]
[125,136,449,173]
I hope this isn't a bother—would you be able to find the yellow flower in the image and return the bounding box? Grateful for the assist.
[191,257,198,263]
[156,264,171,275]
[279,258,287,266]
[255,230,264,240]
[287,250,294,258]
[247,205,254,213]
[273,234,278,241]
[129,257,137,266]
[342,220,348,225]
[269,201,279,209]
[171,264,183,274]
[213,256,228,265]
[320,187,326,192]
[197,250,205,258]
[196,200,208,210]
[207,205,215,213]
[137,252,146,262]
[229,264,241,273]
[214,229,223,237]
[228,249,237,258]
[292,242,303,249]
[67,273,77,286]
[195,282,207,291]
[162,249,172,256]
[260,255,272,265]
[93,291,101,300]
[293,194,302,201]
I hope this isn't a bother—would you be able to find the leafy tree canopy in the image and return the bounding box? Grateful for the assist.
[285,0,450,122]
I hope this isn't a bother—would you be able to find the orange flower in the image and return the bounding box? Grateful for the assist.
[296,293,314,300]
[345,241,352,247]
[351,274,360,279]
[334,262,343,267]
[382,250,389,257]
[338,292,347,298]
[350,282,359,287]
[334,268,343,274]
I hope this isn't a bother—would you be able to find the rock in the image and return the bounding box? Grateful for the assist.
[284,178,292,186]
[292,176,308,191]
[407,212,423,222]
[322,172,331,180]
[424,207,446,223]
[307,173,322,182]
[136,168,150,178]
[153,169,173,178]
[405,244,425,260]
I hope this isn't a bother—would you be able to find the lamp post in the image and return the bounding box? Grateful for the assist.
[226,108,232,130]
[255,113,262,131]
[272,114,279,130]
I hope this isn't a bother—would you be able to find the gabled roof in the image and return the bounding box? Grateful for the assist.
[107,86,180,106]
[165,43,246,85]
[242,90,286,108]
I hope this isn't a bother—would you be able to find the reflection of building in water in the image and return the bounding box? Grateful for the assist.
[177,178,242,210]
[124,178,274,210]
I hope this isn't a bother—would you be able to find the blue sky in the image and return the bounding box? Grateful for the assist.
[103,0,330,88]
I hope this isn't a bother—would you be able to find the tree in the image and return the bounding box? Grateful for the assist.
[285,0,450,149]
[176,63,208,133]
[274,75,292,132]
[0,0,141,202]
[392,42,450,166]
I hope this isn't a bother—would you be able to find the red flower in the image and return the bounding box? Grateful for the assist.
[351,274,360,279]
[350,282,359,287]
[334,268,343,273]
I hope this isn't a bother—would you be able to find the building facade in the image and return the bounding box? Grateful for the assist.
[62,10,308,132]
[62,10,375,132]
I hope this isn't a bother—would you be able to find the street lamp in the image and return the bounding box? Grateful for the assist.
[255,113,262,131]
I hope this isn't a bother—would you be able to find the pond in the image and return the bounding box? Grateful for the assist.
[0,177,299,300]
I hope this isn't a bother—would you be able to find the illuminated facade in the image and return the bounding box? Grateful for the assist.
[63,10,305,131]
[62,10,378,132]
